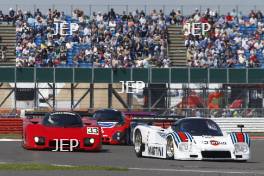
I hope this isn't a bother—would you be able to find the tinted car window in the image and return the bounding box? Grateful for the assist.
[174,118,223,136]
[43,113,83,127]
[93,110,124,123]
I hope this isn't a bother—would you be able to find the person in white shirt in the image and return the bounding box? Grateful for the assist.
[109,19,116,30]
[96,12,103,23]
[139,15,146,25]
[249,16,257,26]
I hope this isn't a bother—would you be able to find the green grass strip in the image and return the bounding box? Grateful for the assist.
[0,134,21,139]
[0,163,128,171]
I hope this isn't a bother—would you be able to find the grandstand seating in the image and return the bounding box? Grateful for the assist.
[0,7,263,68]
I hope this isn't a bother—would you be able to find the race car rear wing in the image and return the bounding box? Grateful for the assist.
[22,110,93,119]
[22,110,184,124]
[129,115,185,128]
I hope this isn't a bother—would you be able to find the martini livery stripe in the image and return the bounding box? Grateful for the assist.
[236,133,245,142]
[167,132,193,147]
[230,132,250,147]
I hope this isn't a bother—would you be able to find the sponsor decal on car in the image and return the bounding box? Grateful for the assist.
[97,122,117,128]
[147,146,163,157]
[203,140,227,146]
[87,127,99,135]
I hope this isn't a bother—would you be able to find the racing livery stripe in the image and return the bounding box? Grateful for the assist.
[97,122,117,128]
[168,132,193,148]
[230,132,250,146]
[177,132,188,142]
[185,132,193,142]
[168,133,179,147]
[232,133,238,143]
[244,133,250,147]
[169,133,178,147]
[230,133,235,144]
[172,132,182,145]
[236,132,245,143]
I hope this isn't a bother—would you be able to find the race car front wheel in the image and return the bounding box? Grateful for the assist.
[166,136,174,160]
[134,130,143,157]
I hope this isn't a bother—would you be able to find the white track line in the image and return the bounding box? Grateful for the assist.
[129,167,264,175]
[0,139,22,142]
[51,164,74,167]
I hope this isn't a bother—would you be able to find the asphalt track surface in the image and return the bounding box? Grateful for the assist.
[0,140,264,176]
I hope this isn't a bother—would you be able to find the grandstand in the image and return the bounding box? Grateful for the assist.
[0,25,16,66]
[0,5,263,118]
[0,6,263,68]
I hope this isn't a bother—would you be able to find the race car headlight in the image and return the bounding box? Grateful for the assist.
[34,136,45,145]
[90,138,95,144]
[113,131,124,141]
[234,143,249,153]
[179,142,189,152]
[117,132,121,137]
[84,138,94,146]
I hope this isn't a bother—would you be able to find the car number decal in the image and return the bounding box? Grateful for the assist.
[87,127,99,135]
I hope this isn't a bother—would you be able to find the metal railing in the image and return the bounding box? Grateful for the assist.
[165,108,264,118]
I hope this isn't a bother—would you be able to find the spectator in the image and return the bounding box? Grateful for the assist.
[1,45,7,62]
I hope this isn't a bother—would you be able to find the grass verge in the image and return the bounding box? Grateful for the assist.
[0,163,128,171]
[0,134,21,139]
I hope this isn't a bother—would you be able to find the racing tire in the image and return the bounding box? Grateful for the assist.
[125,128,131,145]
[21,135,27,149]
[134,130,143,157]
[166,136,174,160]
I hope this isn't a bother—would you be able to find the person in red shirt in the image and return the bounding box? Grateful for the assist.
[249,54,257,63]
[225,12,233,22]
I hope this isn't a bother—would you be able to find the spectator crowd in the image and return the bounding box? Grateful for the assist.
[2,8,169,67]
[0,7,264,68]
[183,8,264,68]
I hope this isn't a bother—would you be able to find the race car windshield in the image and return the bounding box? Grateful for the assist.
[43,113,83,127]
[176,119,223,136]
[93,111,124,123]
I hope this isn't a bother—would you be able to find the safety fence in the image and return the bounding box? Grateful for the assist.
[212,118,264,133]
[0,118,22,134]
[1,117,264,134]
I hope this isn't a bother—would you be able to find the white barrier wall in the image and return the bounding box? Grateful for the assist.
[212,118,264,133]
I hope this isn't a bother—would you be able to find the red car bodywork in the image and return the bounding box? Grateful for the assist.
[93,109,132,145]
[99,117,131,145]
[22,113,102,151]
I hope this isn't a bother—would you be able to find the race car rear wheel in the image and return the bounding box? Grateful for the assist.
[166,136,174,160]
[134,130,143,157]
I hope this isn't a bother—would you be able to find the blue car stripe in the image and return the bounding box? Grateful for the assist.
[245,133,250,147]
[185,132,193,142]
[230,133,236,144]
[230,133,235,144]
[233,133,238,143]
[168,133,179,147]
[172,132,180,143]
[243,133,247,144]
[169,133,178,147]
[174,132,182,143]
[172,132,181,147]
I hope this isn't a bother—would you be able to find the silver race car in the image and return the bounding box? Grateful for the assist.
[133,117,250,161]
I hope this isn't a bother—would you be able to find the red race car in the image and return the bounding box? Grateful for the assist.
[92,109,132,145]
[22,112,102,151]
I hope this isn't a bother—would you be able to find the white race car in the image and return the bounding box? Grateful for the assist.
[133,117,250,161]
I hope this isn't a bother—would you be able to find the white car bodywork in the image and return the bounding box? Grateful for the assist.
[133,118,250,161]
